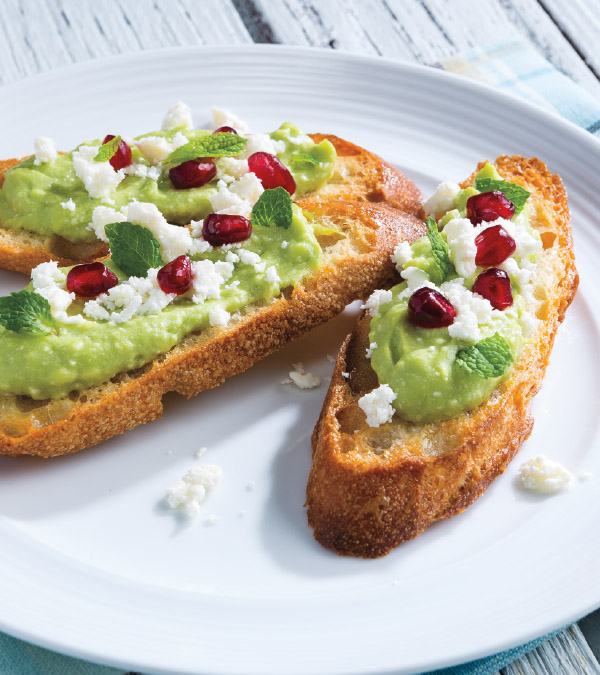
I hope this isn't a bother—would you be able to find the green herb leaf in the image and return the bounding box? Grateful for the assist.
[456,333,514,378]
[94,135,122,163]
[290,152,320,167]
[166,133,247,164]
[105,221,163,278]
[426,216,452,284]
[0,290,56,334]
[251,187,293,229]
[473,177,531,216]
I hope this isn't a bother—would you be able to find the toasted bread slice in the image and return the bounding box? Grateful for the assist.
[0,199,425,458]
[306,156,579,558]
[0,135,423,274]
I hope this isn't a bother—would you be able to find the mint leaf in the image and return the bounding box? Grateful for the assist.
[426,216,452,283]
[473,177,530,216]
[0,290,56,334]
[251,187,293,229]
[456,333,513,378]
[94,135,122,163]
[290,153,319,167]
[166,133,247,164]
[105,221,163,277]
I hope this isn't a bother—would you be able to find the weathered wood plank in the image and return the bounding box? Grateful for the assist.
[0,0,251,85]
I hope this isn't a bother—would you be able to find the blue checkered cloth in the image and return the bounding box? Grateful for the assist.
[1,39,597,675]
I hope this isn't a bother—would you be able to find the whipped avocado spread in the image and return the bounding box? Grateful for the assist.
[0,107,335,243]
[362,163,541,425]
[0,105,337,400]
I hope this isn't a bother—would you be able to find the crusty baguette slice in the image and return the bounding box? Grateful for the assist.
[306,156,579,558]
[0,135,423,274]
[0,199,425,458]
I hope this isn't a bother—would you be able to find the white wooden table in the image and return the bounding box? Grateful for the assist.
[1,1,599,673]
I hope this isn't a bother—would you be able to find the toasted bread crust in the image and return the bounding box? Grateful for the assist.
[307,156,578,558]
[0,136,423,275]
[0,201,425,458]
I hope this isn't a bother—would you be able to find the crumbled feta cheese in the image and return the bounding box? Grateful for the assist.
[358,384,396,427]
[239,133,285,160]
[205,513,220,526]
[423,181,461,218]
[399,266,434,293]
[87,205,126,242]
[72,145,125,199]
[60,198,76,212]
[209,183,252,218]
[216,157,249,183]
[342,371,350,379]
[441,278,495,343]
[288,362,321,389]
[518,455,574,494]
[237,248,265,273]
[208,306,230,327]
[135,132,188,165]
[266,265,280,284]
[162,101,193,130]
[33,136,58,165]
[211,107,249,134]
[362,289,393,317]
[189,259,233,304]
[127,201,193,261]
[196,446,208,458]
[166,464,223,517]
[231,172,264,203]
[122,162,162,180]
[365,341,378,359]
[30,261,85,325]
[392,241,413,270]
[444,217,477,278]
[486,218,542,260]
[225,251,240,264]
[84,268,175,323]
[281,241,289,250]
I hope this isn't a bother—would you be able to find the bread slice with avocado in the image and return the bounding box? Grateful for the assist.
[0,134,422,275]
[306,156,578,558]
[0,195,425,458]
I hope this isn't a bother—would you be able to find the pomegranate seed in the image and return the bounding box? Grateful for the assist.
[169,159,217,190]
[157,255,192,295]
[102,134,132,170]
[66,262,118,298]
[248,152,296,195]
[475,225,517,266]
[212,126,238,135]
[408,287,456,328]
[467,191,515,225]
[202,213,252,246]
[472,268,513,310]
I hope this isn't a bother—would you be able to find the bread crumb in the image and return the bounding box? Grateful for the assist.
[288,362,321,389]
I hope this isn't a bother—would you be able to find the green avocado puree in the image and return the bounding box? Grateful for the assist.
[368,163,537,424]
[0,205,322,400]
[0,124,336,243]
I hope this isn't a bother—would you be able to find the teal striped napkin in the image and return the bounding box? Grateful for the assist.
[0,39,596,675]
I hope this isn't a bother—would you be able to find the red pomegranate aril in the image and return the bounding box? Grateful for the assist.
[169,159,217,190]
[102,134,132,170]
[408,287,456,329]
[66,262,118,298]
[202,213,252,246]
[472,268,513,310]
[248,152,296,195]
[467,191,515,225]
[157,255,192,295]
[212,126,238,135]
[475,225,517,266]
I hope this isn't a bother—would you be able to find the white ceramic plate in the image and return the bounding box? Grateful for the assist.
[0,46,598,675]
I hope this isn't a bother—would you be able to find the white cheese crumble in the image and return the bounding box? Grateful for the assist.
[392,241,413,270]
[190,259,233,304]
[208,173,264,218]
[205,513,220,526]
[365,342,377,359]
[238,248,266,273]
[135,132,188,165]
[266,265,280,284]
[208,306,230,327]
[216,157,249,183]
[122,162,162,181]
[444,217,478,278]
[239,133,286,160]
[441,278,496,343]
[211,107,249,134]
[166,464,223,517]
[423,181,461,218]
[30,261,85,325]
[362,289,393,317]
[127,200,194,261]
[281,240,289,249]
[288,362,321,389]
[60,198,76,212]
[72,145,125,199]
[87,205,127,242]
[196,446,208,458]
[518,455,574,494]
[358,384,397,427]
[33,136,58,165]
[161,101,193,130]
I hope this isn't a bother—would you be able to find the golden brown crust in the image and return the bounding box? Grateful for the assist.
[306,155,579,558]
[0,135,423,275]
[0,201,426,458]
